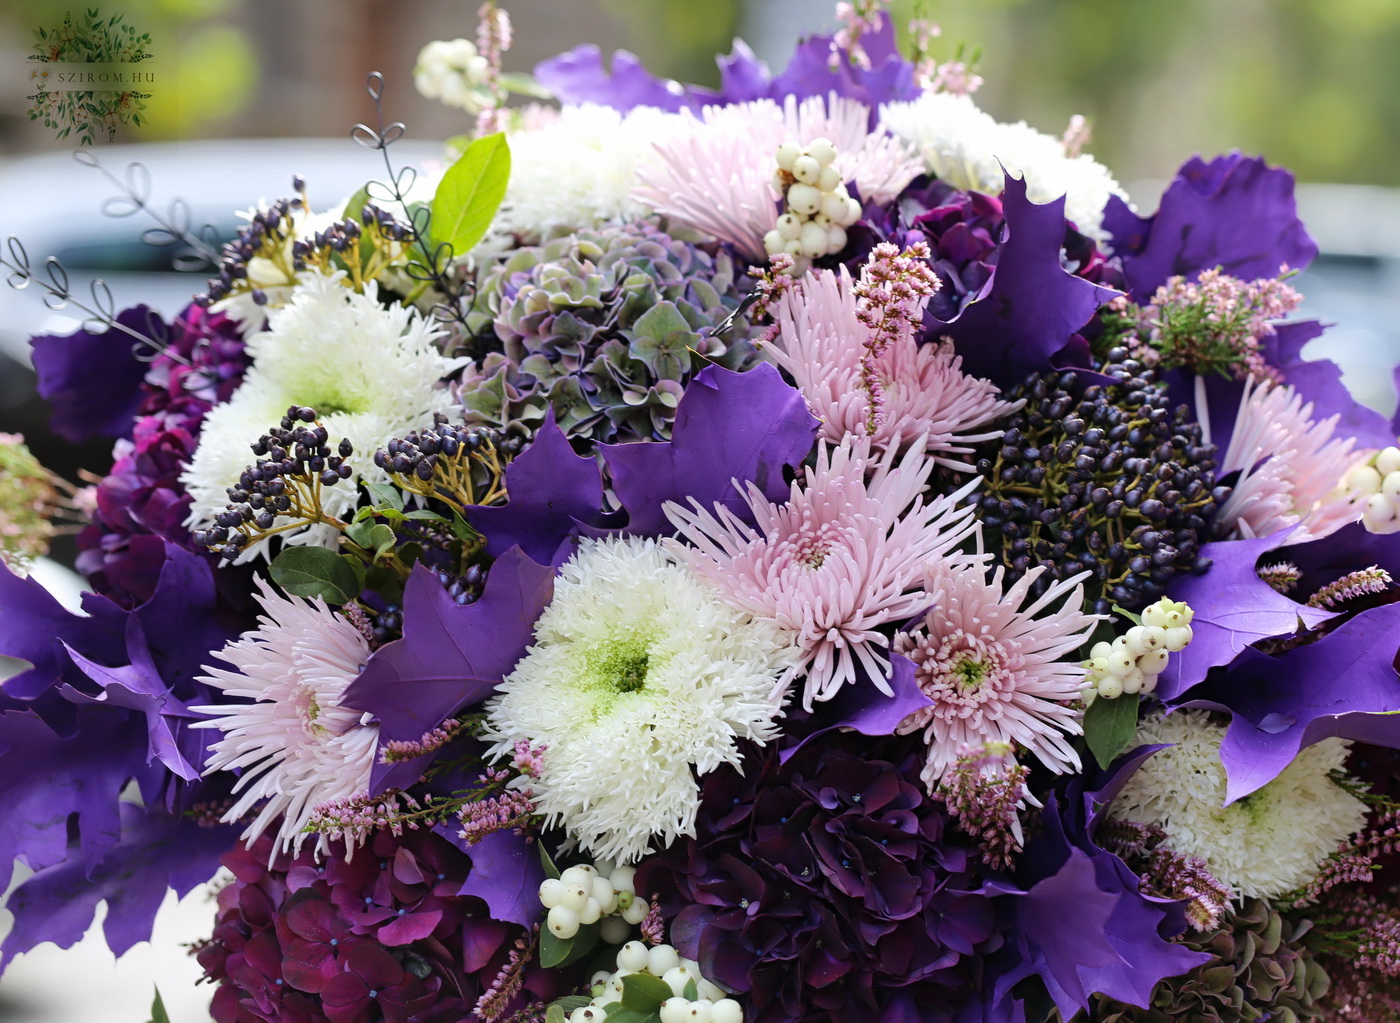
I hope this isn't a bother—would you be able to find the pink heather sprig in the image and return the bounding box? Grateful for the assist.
[473,928,537,1022]
[510,739,546,778]
[1061,114,1091,158]
[307,790,431,843]
[1098,819,1234,931]
[746,253,798,345]
[1289,805,1400,908]
[853,241,941,433]
[938,742,1029,871]
[379,717,465,763]
[828,0,888,71]
[458,787,539,845]
[341,602,377,647]
[1257,560,1302,594]
[474,0,512,136]
[1145,265,1301,380]
[1307,565,1393,609]
[908,16,941,84]
[640,894,666,946]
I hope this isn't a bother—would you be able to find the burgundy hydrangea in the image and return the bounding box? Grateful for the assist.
[838,176,1122,328]
[637,735,998,1023]
[76,304,250,606]
[199,829,562,1023]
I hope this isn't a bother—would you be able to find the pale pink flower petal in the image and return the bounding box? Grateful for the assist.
[1216,379,1365,543]
[665,436,981,708]
[768,264,1020,467]
[895,564,1096,790]
[635,95,922,260]
[193,580,377,854]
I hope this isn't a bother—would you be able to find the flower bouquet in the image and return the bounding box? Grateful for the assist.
[3,3,1399,1021]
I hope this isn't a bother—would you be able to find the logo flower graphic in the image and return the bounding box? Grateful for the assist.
[27,8,152,144]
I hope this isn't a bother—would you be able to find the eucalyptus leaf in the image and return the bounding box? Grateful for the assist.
[270,546,361,604]
[1084,692,1142,769]
[431,133,511,256]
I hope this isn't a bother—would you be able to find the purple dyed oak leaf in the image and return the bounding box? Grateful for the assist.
[1108,153,1318,302]
[439,824,544,930]
[1158,530,1336,701]
[465,409,606,565]
[343,549,554,794]
[1182,599,1400,802]
[604,363,818,537]
[0,802,236,967]
[1262,320,1396,451]
[29,305,162,442]
[938,174,1120,388]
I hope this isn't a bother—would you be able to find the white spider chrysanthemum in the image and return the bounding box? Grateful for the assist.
[193,579,377,854]
[482,103,681,250]
[1109,709,1368,899]
[183,273,465,553]
[482,536,798,864]
[879,92,1128,242]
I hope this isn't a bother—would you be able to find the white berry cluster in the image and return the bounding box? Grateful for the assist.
[762,137,863,263]
[1082,598,1195,701]
[1344,446,1400,534]
[567,942,741,1023]
[540,861,647,943]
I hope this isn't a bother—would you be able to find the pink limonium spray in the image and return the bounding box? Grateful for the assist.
[666,436,981,708]
[767,253,1020,468]
[474,0,512,137]
[894,562,1097,788]
[829,0,889,71]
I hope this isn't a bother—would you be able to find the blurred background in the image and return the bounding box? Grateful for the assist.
[0,0,1397,1020]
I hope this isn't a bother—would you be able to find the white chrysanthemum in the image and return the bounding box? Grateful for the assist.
[482,536,798,864]
[193,579,377,853]
[1110,709,1368,898]
[482,103,682,250]
[184,273,465,553]
[879,92,1128,242]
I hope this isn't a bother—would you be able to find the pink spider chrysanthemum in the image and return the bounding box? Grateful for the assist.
[1214,378,1365,543]
[665,437,981,708]
[193,580,377,855]
[634,94,922,261]
[895,563,1096,791]
[768,264,1021,468]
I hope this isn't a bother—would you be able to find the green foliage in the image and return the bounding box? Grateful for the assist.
[1084,691,1141,769]
[146,988,171,1023]
[269,545,362,604]
[431,133,512,257]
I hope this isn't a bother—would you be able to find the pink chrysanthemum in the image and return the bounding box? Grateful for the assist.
[1215,379,1364,543]
[634,94,922,261]
[768,264,1020,467]
[894,563,1095,789]
[665,437,980,708]
[194,580,377,854]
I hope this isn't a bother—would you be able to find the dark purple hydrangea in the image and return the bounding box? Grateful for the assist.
[76,303,250,607]
[199,829,566,1023]
[637,735,997,1023]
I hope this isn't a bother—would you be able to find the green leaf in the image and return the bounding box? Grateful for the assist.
[368,523,397,558]
[451,510,480,544]
[363,480,405,512]
[1084,692,1142,770]
[402,509,448,522]
[539,842,561,880]
[682,978,699,1001]
[552,996,593,1013]
[620,973,672,1012]
[341,183,373,224]
[545,1004,568,1023]
[270,546,361,604]
[147,988,171,1023]
[1110,604,1144,627]
[430,133,511,256]
[602,1011,657,1023]
[344,518,378,549]
[539,920,601,968]
[339,554,367,593]
[499,71,554,98]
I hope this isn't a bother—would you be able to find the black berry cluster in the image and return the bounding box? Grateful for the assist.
[373,413,526,510]
[192,405,353,560]
[195,187,303,307]
[973,348,1226,614]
